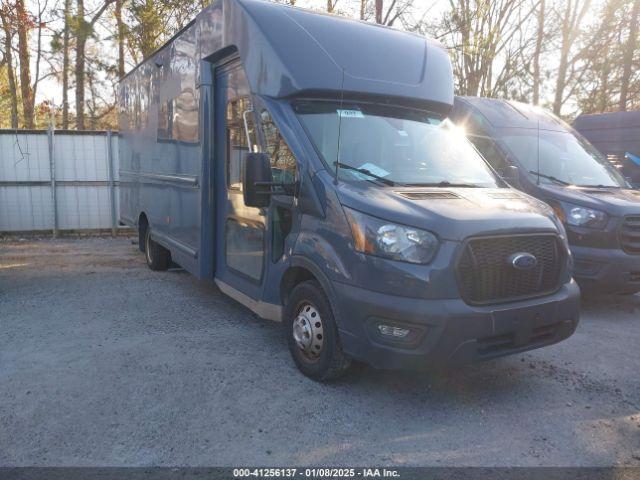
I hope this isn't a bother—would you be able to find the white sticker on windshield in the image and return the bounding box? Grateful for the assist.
[358,163,390,177]
[397,130,409,137]
[338,109,364,118]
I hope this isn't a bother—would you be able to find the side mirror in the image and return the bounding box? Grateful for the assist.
[502,165,520,187]
[243,152,273,208]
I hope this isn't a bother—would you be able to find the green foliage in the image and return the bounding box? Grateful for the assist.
[126,0,200,59]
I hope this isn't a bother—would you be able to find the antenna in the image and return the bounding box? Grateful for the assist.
[334,67,346,185]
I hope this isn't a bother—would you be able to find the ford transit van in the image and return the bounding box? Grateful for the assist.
[118,0,580,380]
[452,97,640,294]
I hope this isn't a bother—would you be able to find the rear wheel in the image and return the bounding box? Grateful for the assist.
[284,280,350,381]
[144,226,171,271]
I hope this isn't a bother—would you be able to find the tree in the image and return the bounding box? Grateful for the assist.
[32,0,47,114]
[433,0,537,97]
[1,0,640,129]
[355,0,413,24]
[373,0,410,25]
[127,0,162,58]
[552,0,591,114]
[15,0,35,128]
[532,0,544,105]
[0,4,19,127]
[115,0,124,78]
[619,0,639,110]
[126,0,199,60]
[62,0,72,128]
[74,0,115,130]
[580,0,623,112]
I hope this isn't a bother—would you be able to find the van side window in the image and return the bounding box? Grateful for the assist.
[226,97,257,190]
[260,110,297,184]
[470,135,508,174]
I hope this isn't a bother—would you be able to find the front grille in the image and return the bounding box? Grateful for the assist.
[620,216,640,255]
[456,234,564,305]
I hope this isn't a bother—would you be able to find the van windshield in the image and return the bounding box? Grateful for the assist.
[294,101,501,187]
[499,128,627,188]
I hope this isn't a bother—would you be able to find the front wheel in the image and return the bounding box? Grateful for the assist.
[284,280,350,381]
[144,226,171,271]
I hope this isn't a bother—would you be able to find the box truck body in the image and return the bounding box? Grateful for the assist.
[119,0,579,379]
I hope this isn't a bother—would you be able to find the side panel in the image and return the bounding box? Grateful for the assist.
[118,24,203,276]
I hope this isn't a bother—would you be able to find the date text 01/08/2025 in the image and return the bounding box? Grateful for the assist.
[232,468,401,478]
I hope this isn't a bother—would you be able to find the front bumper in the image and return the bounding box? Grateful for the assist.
[333,280,580,370]
[571,245,640,292]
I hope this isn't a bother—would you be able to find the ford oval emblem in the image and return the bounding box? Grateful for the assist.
[509,252,538,270]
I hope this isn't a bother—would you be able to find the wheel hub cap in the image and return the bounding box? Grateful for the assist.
[292,303,324,358]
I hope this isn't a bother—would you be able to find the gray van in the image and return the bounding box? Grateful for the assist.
[118,0,579,380]
[451,97,640,295]
[573,110,640,188]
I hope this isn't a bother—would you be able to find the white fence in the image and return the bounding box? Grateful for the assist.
[0,129,122,234]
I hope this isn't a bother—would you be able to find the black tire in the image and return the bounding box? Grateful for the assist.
[144,226,171,271]
[284,280,350,381]
[138,220,147,253]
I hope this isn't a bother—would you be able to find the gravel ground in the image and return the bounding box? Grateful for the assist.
[0,237,639,467]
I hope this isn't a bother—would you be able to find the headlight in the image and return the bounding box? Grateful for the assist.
[552,201,608,229]
[343,207,439,264]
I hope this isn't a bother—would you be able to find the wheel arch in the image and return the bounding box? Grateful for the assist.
[281,257,345,330]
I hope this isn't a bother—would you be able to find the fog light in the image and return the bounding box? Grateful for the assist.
[368,318,426,348]
[377,324,410,338]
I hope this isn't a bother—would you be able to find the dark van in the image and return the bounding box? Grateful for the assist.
[118,0,579,380]
[573,110,640,188]
[452,97,640,295]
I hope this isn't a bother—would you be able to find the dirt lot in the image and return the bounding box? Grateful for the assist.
[0,237,639,467]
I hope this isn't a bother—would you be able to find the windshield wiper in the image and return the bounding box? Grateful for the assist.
[334,162,397,186]
[528,171,571,186]
[404,181,481,188]
[575,184,621,189]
